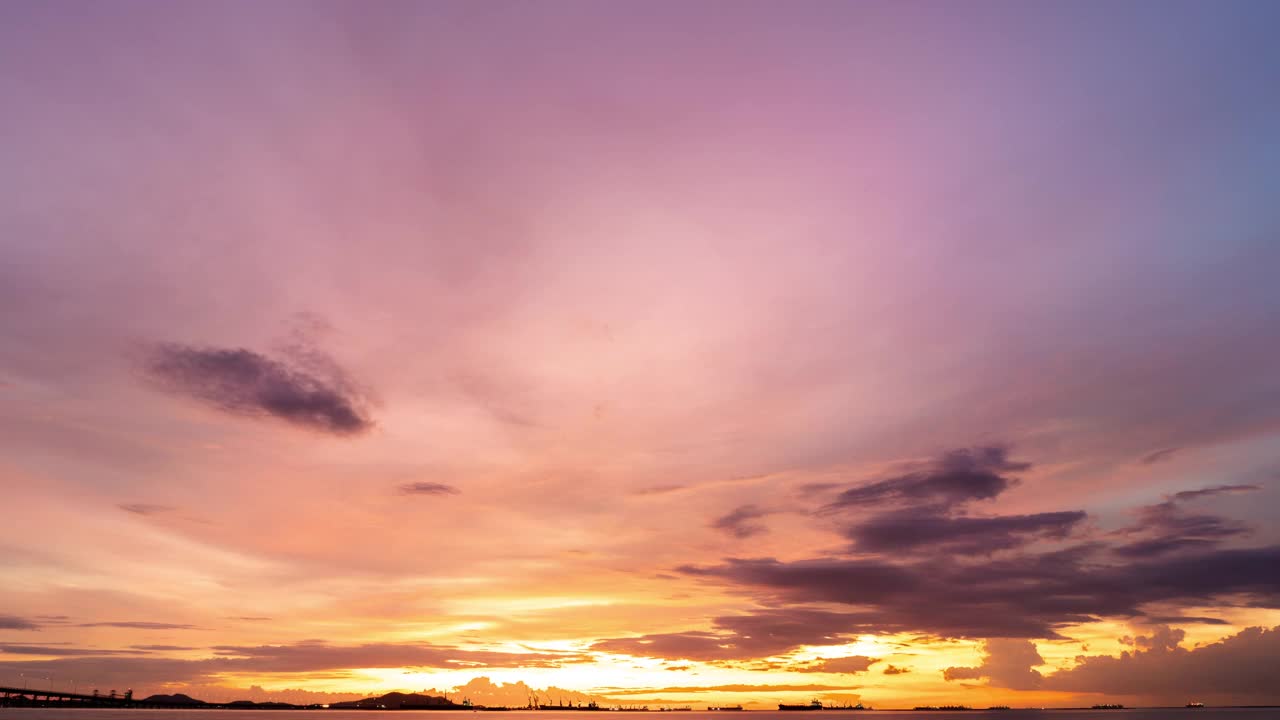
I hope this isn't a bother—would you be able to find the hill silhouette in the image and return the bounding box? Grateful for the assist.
[330,691,465,710]
[141,693,205,705]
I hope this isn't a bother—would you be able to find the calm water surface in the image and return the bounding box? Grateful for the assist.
[2,710,1277,720]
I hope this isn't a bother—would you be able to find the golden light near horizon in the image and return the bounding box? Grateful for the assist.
[2,0,1280,713]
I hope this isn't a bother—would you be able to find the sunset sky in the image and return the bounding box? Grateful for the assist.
[3,0,1280,710]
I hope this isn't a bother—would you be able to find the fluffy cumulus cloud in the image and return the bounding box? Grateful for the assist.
[1044,625,1280,705]
[142,343,372,435]
[943,639,1045,690]
[429,678,611,708]
[941,625,1280,706]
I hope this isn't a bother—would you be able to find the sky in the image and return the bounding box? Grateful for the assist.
[2,0,1280,710]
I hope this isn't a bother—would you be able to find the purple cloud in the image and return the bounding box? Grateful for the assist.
[824,446,1029,513]
[143,343,372,436]
[711,505,772,538]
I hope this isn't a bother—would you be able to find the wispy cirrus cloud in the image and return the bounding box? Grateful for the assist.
[593,608,871,661]
[397,482,461,496]
[0,641,586,693]
[711,504,773,538]
[602,684,859,695]
[119,503,175,516]
[794,655,879,674]
[1139,447,1181,465]
[208,641,579,672]
[0,644,151,657]
[1113,484,1262,557]
[78,621,201,630]
[0,615,39,631]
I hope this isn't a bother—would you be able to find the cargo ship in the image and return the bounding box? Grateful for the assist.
[779,701,822,711]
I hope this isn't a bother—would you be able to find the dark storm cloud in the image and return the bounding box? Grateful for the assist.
[824,446,1028,512]
[118,503,175,515]
[678,543,1280,639]
[0,615,38,630]
[882,664,910,675]
[143,343,372,435]
[1045,625,1280,705]
[397,482,461,496]
[711,504,772,538]
[845,509,1086,553]
[672,454,1277,641]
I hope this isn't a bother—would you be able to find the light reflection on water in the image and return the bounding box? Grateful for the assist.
[2,709,1277,720]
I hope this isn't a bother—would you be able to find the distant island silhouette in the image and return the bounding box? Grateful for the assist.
[4,684,1277,712]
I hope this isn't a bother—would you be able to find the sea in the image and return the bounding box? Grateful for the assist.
[1,710,1277,720]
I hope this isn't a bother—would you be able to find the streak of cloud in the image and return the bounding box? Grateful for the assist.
[143,343,372,436]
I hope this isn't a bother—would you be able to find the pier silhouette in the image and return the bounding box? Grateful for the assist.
[0,686,306,709]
